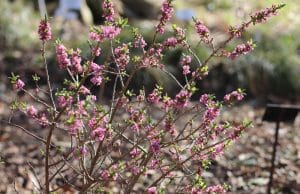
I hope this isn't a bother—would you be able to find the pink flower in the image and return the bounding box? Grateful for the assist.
[89,62,103,73]
[194,19,210,43]
[91,74,103,86]
[78,86,90,95]
[92,127,106,141]
[26,105,38,118]
[38,19,52,42]
[182,65,190,75]
[102,0,115,22]
[38,113,49,127]
[180,55,192,65]
[150,140,161,155]
[57,96,73,108]
[147,187,157,194]
[129,165,140,175]
[130,148,141,158]
[174,90,191,108]
[56,44,70,69]
[70,49,83,74]
[227,41,255,60]
[100,170,109,181]
[89,26,121,42]
[102,25,121,39]
[205,185,226,193]
[92,46,101,56]
[14,79,25,90]
[68,119,82,136]
[224,90,244,103]
[202,106,220,123]
[156,0,174,34]
[89,31,101,42]
[162,97,174,110]
[147,91,160,104]
[199,94,210,105]
[133,35,147,49]
[251,5,280,25]
[163,37,178,48]
[114,44,130,70]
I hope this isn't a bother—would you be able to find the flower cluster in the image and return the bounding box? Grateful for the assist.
[70,48,83,74]
[89,25,121,42]
[194,19,211,43]
[102,0,115,22]
[55,43,70,69]
[226,40,255,60]
[38,19,52,42]
[180,55,192,75]
[14,79,25,91]
[114,43,130,70]
[89,62,103,86]
[251,4,283,25]
[156,0,174,34]
[224,89,245,103]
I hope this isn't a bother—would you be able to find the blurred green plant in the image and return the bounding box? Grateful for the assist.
[0,0,40,50]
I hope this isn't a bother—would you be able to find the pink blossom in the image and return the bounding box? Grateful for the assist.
[89,31,101,42]
[26,105,38,118]
[92,127,106,141]
[194,19,210,43]
[102,25,121,39]
[147,187,157,194]
[149,159,160,169]
[114,44,130,70]
[227,41,255,60]
[38,113,49,127]
[251,5,280,25]
[147,90,161,104]
[202,106,220,123]
[100,170,109,181]
[14,79,25,90]
[162,97,174,110]
[89,26,121,42]
[150,140,161,155]
[92,46,101,56]
[224,90,244,103]
[180,55,192,75]
[88,62,103,73]
[38,19,52,42]
[163,37,178,48]
[57,96,73,108]
[88,118,97,129]
[205,185,226,193]
[182,65,190,75]
[133,35,147,49]
[130,148,141,158]
[156,0,174,34]
[199,94,210,105]
[102,0,115,22]
[78,86,90,95]
[130,165,140,175]
[180,55,192,65]
[174,90,191,108]
[76,101,88,116]
[70,48,83,74]
[91,74,103,86]
[173,26,186,44]
[56,44,70,69]
[68,119,82,135]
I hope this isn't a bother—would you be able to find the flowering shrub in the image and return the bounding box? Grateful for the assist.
[7,0,284,193]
